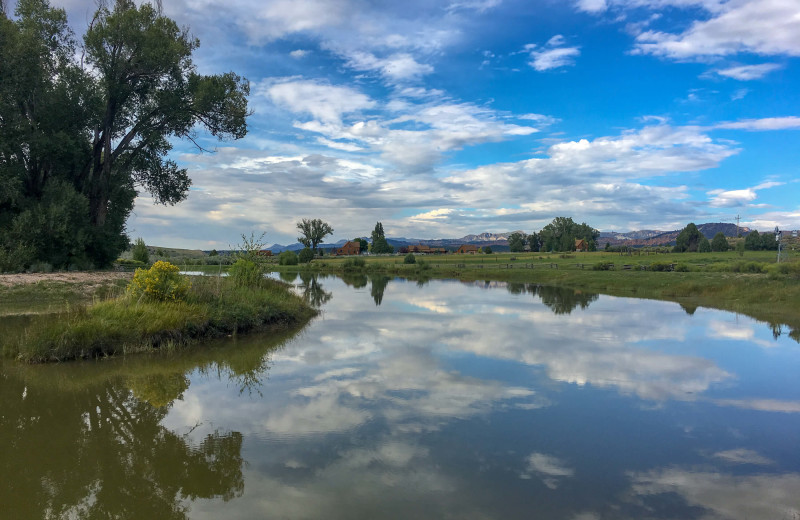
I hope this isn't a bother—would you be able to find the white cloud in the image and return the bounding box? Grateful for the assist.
[714,116,800,131]
[712,448,774,465]
[707,180,783,208]
[344,51,434,83]
[523,452,575,488]
[265,80,376,123]
[630,468,800,520]
[715,63,783,80]
[526,35,582,71]
[632,0,800,59]
[290,49,310,59]
[409,208,455,221]
[575,0,608,13]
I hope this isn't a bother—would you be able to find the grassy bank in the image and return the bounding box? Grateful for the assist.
[3,273,315,363]
[277,250,800,335]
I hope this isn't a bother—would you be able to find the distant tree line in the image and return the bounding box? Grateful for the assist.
[507,217,599,253]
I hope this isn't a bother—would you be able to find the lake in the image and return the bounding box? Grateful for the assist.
[2,273,799,519]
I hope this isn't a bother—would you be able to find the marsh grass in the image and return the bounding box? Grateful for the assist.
[4,275,315,363]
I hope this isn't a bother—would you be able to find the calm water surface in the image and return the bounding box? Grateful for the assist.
[2,274,800,519]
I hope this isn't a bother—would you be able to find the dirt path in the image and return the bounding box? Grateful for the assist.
[0,271,133,289]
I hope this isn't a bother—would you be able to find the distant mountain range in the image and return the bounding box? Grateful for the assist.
[261,223,774,253]
[598,223,753,247]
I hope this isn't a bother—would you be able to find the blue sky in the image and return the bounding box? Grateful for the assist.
[45,0,800,247]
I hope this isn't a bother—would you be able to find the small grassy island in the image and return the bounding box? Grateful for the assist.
[2,261,315,363]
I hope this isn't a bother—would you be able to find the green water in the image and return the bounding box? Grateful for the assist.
[2,274,799,519]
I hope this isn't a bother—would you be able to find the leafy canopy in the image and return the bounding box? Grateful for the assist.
[296,218,333,252]
[0,0,249,271]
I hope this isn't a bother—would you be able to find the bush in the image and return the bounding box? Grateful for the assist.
[132,238,149,264]
[593,261,614,271]
[127,261,191,302]
[228,258,266,287]
[298,247,314,264]
[649,261,673,272]
[342,257,366,269]
[674,263,691,272]
[278,250,298,265]
[416,258,431,271]
[773,261,800,278]
[730,261,767,273]
[404,253,416,264]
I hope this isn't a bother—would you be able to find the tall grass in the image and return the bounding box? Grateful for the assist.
[4,275,315,363]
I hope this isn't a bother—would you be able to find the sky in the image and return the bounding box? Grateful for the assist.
[32,0,800,247]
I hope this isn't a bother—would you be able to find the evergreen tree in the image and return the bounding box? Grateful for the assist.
[711,232,729,252]
[744,230,761,251]
[370,222,393,254]
[674,223,702,252]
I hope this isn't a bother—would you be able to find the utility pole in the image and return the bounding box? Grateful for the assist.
[735,214,741,237]
[775,226,783,263]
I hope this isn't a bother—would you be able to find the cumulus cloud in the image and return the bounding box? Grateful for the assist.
[630,0,800,59]
[526,35,581,71]
[707,180,783,208]
[265,80,376,123]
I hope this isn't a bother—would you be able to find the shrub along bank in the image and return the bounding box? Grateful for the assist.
[3,261,315,363]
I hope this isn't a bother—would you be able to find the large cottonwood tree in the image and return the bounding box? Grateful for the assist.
[0,0,249,270]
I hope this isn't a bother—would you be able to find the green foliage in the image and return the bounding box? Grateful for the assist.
[7,274,313,362]
[674,263,691,272]
[353,237,368,253]
[539,217,599,252]
[674,223,702,252]
[698,235,712,253]
[278,250,298,266]
[298,247,314,264]
[744,230,761,250]
[736,240,745,256]
[370,222,393,254]
[711,232,729,252]
[209,249,218,256]
[484,246,493,254]
[0,0,249,270]
[508,232,526,252]
[649,261,673,272]
[232,232,268,263]
[593,261,614,271]
[404,253,416,264]
[342,257,366,269]
[730,261,768,273]
[228,258,266,288]
[127,261,191,302]
[132,238,150,264]
[296,218,333,252]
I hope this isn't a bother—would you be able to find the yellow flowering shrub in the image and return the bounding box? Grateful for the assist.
[127,261,191,302]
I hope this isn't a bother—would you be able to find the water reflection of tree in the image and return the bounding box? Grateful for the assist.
[0,372,244,519]
[340,271,368,289]
[278,271,298,283]
[298,272,333,307]
[507,283,599,314]
[370,275,391,306]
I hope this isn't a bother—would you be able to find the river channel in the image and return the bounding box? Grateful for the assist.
[2,273,799,519]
